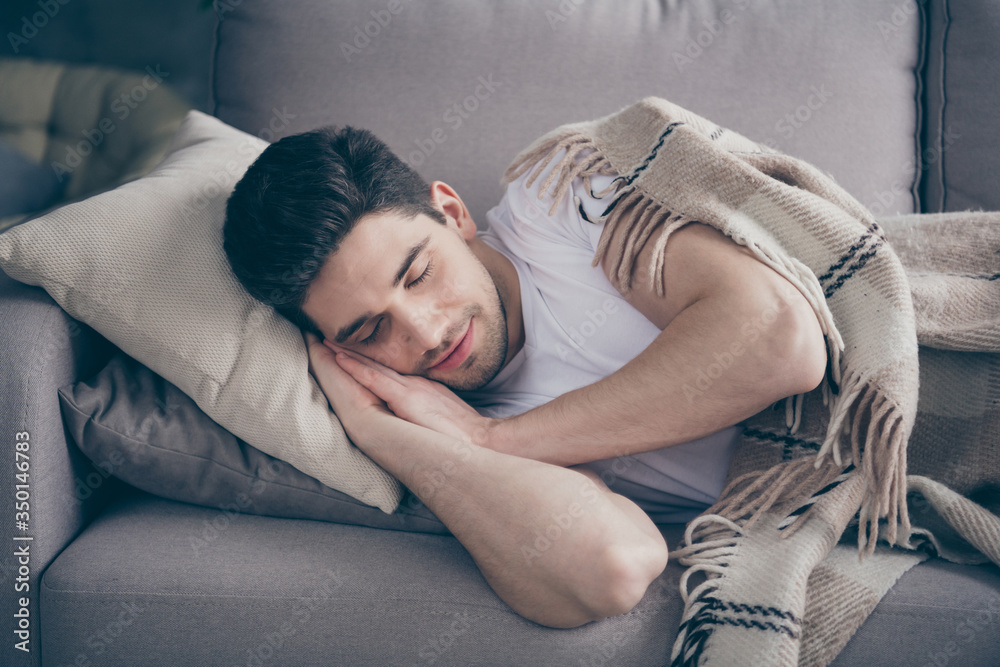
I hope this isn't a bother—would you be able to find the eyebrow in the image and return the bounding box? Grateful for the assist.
[333,235,431,344]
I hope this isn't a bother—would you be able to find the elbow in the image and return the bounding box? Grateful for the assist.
[768,293,828,397]
[578,536,669,623]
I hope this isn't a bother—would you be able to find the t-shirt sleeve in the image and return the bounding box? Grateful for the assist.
[503,146,617,256]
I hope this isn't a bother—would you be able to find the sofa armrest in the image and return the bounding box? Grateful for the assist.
[0,266,117,667]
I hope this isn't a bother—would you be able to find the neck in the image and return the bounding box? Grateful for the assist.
[469,237,524,367]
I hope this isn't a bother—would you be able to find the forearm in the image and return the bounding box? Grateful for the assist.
[488,287,823,466]
[358,419,667,628]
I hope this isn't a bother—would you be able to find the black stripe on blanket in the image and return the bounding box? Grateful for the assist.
[823,238,883,298]
[742,427,822,461]
[817,231,874,283]
[703,598,801,626]
[623,121,684,186]
[817,230,884,299]
[904,271,1000,281]
[699,613,799,638]
[777,465,856,530]
[672,594,801,666]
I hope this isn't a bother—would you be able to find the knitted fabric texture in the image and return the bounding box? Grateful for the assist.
[501,97,1000,666]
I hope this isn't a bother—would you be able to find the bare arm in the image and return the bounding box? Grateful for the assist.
[304,332,668,629]
[485,222,829,465]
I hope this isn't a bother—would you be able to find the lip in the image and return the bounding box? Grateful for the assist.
[428,318,474,372]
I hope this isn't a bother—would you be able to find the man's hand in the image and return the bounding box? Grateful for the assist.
[304,334,667,630]
[322,339,497,448]
[303,330,396,445]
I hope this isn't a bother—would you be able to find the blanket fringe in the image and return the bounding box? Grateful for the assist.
[704,360,912,557]
[502,131,620,217]
[669,514,744,666]
[503,129,912,557]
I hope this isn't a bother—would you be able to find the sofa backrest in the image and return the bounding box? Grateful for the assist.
[211,0,925,226]
[920,0,1000,213]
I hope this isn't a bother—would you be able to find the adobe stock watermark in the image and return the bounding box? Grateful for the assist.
[340,0,412,62]
[747,83,835,153]
[56,393,180,514]
[774,85,833,140]
[235,567,348,667]
[56,600,147,666]
[546,0,586,31]
[555,298,620,362]
[182,106,297,217]
[402,74,504,170]
[50,65,171,183]
[680,285,797,403]
[878,0,920,41]
[521,476,601,565]
[407,439,474,506]
[7,0,71,54]
[188,458,290,557]
[417,612,473,665]
[672,0,752,72]
[922,594,1000,667]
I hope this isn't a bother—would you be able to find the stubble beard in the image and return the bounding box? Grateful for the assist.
[430,279,509,392]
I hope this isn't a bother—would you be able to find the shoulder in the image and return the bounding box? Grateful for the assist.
[501,146,607,252]
[598,220,793,330]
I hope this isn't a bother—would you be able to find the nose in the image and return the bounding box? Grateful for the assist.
[393,297,449,361]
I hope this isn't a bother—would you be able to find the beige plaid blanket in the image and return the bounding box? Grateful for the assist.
[501,97,1000,666]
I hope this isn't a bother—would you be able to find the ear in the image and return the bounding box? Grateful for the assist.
[429,181,477,241]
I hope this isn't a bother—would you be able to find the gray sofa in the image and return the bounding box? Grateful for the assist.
[3,1,1000,665]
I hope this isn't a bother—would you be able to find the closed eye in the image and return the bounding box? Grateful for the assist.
[358,260,434,346]
[359,319,382,346]
[408,260,433,288]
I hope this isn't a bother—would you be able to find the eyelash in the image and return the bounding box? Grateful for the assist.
[409,260,433,288]
[358,261,434,346]
[359,320,382,346]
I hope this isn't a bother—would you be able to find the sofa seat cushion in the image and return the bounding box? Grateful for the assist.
[40,490,683,665]
[41,490,1000,666]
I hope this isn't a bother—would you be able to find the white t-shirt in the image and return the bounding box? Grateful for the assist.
[458,147,738,523]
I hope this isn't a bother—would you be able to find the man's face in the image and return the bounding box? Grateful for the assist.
[301,209,509,391]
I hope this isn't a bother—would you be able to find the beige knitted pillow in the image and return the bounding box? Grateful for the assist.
[0,109,403,512]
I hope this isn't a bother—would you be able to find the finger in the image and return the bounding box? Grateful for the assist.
[322,338,346,354]
[304,332,384,408]
[334,352,409,400]
[321,339,394,378]
[304,332,337,373]
[334,347,409,386]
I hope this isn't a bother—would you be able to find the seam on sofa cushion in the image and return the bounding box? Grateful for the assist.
[910,0,928,213]
[938,0,950,212]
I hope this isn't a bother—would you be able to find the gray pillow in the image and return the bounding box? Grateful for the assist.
[58,350,448,534]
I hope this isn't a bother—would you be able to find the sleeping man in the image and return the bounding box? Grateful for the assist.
[221,125,828,628]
